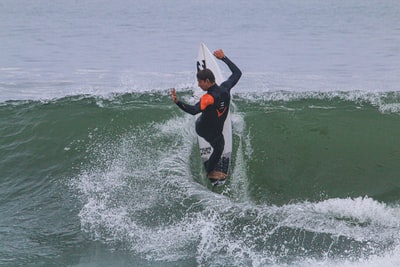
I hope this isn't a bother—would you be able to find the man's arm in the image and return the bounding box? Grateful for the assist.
[220,56,242,91]
[171,88,201,115]
[214,49,242,91]
[176,101,201,115]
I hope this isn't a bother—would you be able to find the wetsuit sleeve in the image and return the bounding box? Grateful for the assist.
[175,101,201,115]
[220,56,242,92]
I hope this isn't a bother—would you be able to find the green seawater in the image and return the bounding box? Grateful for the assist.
[1,91,400,266]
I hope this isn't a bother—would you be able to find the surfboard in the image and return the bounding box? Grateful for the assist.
[196,43,232,186]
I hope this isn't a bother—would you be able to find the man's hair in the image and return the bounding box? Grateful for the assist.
[197,69,215,83]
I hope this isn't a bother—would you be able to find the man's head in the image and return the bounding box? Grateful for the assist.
[197,69,215,91]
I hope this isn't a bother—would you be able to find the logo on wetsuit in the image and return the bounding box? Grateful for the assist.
[216,101,227,118]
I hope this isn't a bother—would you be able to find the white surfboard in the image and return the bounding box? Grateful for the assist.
[196,43,232,182]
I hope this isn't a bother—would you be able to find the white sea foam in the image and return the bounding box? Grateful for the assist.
[72,105,400,266]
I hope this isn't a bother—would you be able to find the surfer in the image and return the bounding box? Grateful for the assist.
[171,49,241,181]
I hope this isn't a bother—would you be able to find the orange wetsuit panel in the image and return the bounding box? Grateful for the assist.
[200,94,214,111]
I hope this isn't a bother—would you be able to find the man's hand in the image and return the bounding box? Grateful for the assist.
[171,88,178,103]
[213,49,225,59]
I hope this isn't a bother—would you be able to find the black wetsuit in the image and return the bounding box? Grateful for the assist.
[175,56,242,174]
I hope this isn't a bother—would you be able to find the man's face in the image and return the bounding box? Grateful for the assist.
[198,79,211,91]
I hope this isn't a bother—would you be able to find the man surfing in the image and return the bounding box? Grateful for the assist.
[171,48,242,185]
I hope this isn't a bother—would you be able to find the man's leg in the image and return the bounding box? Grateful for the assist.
[205,134,225,174]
